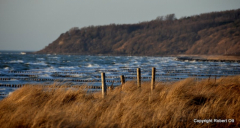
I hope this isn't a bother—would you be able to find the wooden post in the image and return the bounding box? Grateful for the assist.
[137,68,141,88]
[101,73,107,98]
[151,67,156,91]
[208,75,211,82]
[120,75,125,90]
[215,75,217,83]
[109,80,114,91]
[120,75,125,85]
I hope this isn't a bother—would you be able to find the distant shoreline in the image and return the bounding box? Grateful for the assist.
[176,55,240,62]
[2,50,240,61]
[33,52,240,61]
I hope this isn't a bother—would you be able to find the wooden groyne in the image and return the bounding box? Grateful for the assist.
[0,83,103,89]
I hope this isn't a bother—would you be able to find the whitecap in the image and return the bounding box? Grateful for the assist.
[20,52,26,55]
[38,74,53,78]
[37,58,45,60]
[48,56,60,59]
[71,74,87,77]
[59,66,78,70]
[8,60,24,63]
[4,67,9,70]
[26,62,47,66]
[43,67,60,72]
[10,79,18,81]
[87,64,93,67]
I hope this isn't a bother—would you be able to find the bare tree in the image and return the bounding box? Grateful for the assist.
[156,14,176,21]
[68,27,79,35]
[165,14,176,21]
[156,16,164,21]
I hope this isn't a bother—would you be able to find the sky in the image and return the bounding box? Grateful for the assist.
[0,0,240,51]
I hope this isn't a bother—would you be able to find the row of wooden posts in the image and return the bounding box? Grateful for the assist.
[101,67,156,98]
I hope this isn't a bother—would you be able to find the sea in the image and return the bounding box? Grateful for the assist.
[0,51,240,99]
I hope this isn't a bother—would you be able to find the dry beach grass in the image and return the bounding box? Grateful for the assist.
[0,76,240,127]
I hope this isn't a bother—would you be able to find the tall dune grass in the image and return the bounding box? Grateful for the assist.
[0,76,240,127]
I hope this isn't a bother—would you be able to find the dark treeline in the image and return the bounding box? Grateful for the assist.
[37,9,240,56]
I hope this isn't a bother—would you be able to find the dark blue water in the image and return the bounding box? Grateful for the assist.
[0,51,240,98]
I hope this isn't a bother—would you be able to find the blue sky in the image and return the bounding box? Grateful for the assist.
[0,0,240,51]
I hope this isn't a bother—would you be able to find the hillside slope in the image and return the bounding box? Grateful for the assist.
[36,9,240,56]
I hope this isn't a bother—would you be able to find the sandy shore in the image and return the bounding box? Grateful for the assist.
[176,55,240,61]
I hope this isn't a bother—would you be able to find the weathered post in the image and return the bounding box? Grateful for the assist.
[101,73,107,98]
[120,75,125,90]
[120,75,125,85]
[208,75,211,82]
[137,68,141,88]
[151,67,156,91]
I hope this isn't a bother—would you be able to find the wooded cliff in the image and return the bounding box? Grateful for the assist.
[36,9,240,56]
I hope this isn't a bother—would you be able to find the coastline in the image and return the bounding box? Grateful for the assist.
[176,55,240,62]
[31,51,240,62]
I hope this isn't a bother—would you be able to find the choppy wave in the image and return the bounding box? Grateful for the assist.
[0,53,240,90]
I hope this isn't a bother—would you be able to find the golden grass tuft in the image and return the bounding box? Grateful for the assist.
[0,76,240,127]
